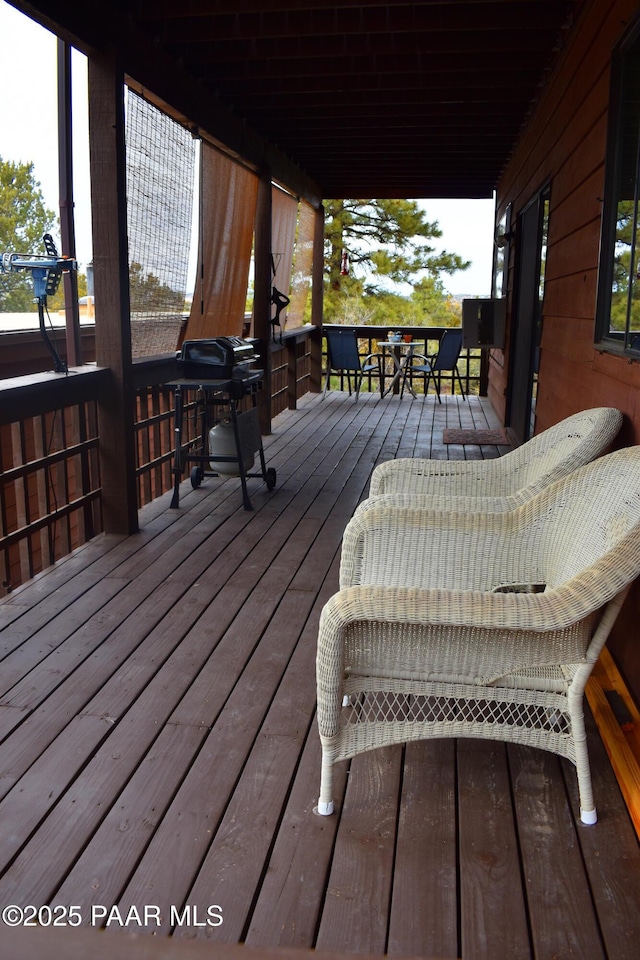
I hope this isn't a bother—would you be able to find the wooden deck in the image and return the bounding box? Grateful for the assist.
[1,391,639,960]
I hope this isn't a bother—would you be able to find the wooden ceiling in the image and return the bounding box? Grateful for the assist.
[18,0,583,199]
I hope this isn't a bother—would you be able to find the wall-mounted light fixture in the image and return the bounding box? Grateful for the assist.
[494,225,515,248]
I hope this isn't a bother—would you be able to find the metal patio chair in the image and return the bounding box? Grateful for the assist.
[316,446,640,824]
[323,327,383,401]
[400,328,465,401]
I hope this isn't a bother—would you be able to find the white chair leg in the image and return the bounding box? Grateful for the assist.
[316,747,335,815]
[570,689,597,825]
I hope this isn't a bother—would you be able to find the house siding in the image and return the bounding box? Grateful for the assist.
[492,0,640,701]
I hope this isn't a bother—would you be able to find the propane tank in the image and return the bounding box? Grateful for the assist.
[208,419,254,476]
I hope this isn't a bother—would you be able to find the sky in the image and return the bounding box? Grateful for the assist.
[0,0,495,298]
[0,0,92,270]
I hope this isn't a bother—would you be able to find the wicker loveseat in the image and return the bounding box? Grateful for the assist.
[363,407,622,515]
[316,447,640,824]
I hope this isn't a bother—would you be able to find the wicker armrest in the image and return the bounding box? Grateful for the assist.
[316,582,630,728]
[338,503,640,630]
[321,582,588,636]
[354,491,523,518]
[316,584,607,735]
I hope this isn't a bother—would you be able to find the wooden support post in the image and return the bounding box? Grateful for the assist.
[479,348,489,396]
[88,52,138,535]
[254,169,273,435]
[57,39,82,368]
[287,337,298,410]
[310,203,324,392]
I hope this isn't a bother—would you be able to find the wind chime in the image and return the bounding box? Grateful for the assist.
[333,249,350,291]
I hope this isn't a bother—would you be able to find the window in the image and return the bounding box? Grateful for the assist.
[597,18,640,352]
[492,202,511,299]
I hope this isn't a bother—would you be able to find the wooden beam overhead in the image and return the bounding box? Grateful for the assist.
[12,0,583,198]
[141,0,562,42]
[10,0,322,206]
[136,0,562,16]
[148,9,569,44]
[208,73,543,100]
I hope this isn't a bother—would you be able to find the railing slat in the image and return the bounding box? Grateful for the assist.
[0,490,102,550]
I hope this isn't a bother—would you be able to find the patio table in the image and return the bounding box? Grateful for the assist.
[379,340,423,397]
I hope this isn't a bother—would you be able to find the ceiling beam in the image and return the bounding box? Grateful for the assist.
[184,54,543,81]
[9,0,322,205]
[162,34,550,64]
[205,72,545,98]
[135,0,567,21]
[148,5,568,44]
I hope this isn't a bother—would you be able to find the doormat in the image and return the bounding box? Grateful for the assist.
[442,428,510,445]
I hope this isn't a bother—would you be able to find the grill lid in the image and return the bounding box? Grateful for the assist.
[178,336,261,380]
[180,336,257,367]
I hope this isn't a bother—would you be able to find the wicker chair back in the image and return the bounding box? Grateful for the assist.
[367,407,623,507]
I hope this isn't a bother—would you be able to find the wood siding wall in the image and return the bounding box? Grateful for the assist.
[492,0,640,701]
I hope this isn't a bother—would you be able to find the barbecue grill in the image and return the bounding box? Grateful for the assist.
[179,336,257,383]
[168,336,276,510]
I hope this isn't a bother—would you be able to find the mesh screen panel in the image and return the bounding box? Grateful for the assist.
[287,200,316,327]
[125,90,196,357]
[271,186,298,334]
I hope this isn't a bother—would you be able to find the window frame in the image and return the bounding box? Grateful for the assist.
[596,14,640,355]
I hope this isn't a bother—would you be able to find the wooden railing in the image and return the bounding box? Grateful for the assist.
[321,324,487,397]
[0,323,486,595]
[0,327,319,595]
[270,326,316,417]
[0,367,108,595]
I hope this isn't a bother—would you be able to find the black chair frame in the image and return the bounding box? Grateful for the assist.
[401,328,466,402]
[323,327,383,401]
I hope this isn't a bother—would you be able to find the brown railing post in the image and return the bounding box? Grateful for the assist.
[287,337,298,410]
[479,348,489,396]
[58,39,83,368]
[88,51,138,535]
[254,168,273,435]
[310,204,324,392]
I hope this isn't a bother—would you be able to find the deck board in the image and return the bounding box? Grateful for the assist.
[458,740,530,960]
[315,745,402,956]
[565,712,640,959]
[387,740,458,959]
[511,745,607,959]
[1,391,638,960]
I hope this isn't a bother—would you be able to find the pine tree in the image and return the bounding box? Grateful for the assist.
[0,157,56,312]
[323,198,469,323]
